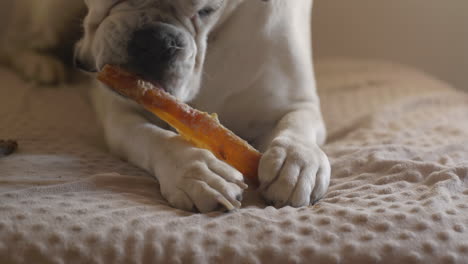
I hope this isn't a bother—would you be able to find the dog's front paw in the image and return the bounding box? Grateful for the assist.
[259,137,331,207]
[159,149,247,213]
[12,50,66,85]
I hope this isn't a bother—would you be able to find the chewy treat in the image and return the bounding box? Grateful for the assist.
[97,65,261,185]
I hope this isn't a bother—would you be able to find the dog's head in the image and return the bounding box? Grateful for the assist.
[75,0,232,101]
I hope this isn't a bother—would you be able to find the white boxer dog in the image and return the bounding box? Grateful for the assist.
[8,0,331,212]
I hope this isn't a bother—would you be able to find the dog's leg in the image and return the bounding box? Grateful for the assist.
[8,50,67,84]
[257,105,331,207]
[212,0,331,207]
[28,0,84,50]
[1,0,84,84]
[91,85,246,212]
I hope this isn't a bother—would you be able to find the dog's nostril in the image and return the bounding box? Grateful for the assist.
[127,25,184,75]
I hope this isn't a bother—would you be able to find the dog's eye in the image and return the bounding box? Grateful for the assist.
[197,7,215,18]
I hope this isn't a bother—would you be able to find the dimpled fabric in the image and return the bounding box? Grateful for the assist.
[0,59,468,264]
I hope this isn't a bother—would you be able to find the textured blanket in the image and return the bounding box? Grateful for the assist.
[0,59,467,264]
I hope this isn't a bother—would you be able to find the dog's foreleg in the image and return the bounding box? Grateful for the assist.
[1,0,84,84]
[91,85,246,212]
[244,0,331,207]
[257,104,330,207]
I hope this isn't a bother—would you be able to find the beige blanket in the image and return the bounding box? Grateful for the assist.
[0,59,467,264]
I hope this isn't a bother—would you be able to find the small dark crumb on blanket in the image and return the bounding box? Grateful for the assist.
[0,140,18,157]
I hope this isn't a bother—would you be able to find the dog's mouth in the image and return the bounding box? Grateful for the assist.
[73,56,98,73]
[110,64,173,95]
[74,58,182,97]
[74,16,196,99]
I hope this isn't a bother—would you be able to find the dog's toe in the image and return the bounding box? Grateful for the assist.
[160,150,246,213]
[259,138,331,208]
[13,50,67,85]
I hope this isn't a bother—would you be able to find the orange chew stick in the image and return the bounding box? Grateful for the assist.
[97,65,261,185]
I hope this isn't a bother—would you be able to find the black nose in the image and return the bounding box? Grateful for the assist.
[127,24,184,80]
[73,56,97,73]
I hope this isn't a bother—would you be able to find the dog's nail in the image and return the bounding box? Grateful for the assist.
[232,198,241,208]
[236,193,243,202]
[230,199,242,210]
[216,196,235,211]
[236,180,248,189]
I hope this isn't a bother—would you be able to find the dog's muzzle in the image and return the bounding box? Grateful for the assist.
[74,55,97,73]
[125,23,186,82]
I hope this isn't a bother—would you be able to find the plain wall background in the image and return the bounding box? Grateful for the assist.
[0,0,466,89]
[313,0,468,90]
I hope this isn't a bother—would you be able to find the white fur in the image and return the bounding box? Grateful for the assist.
[6,0,331,212]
